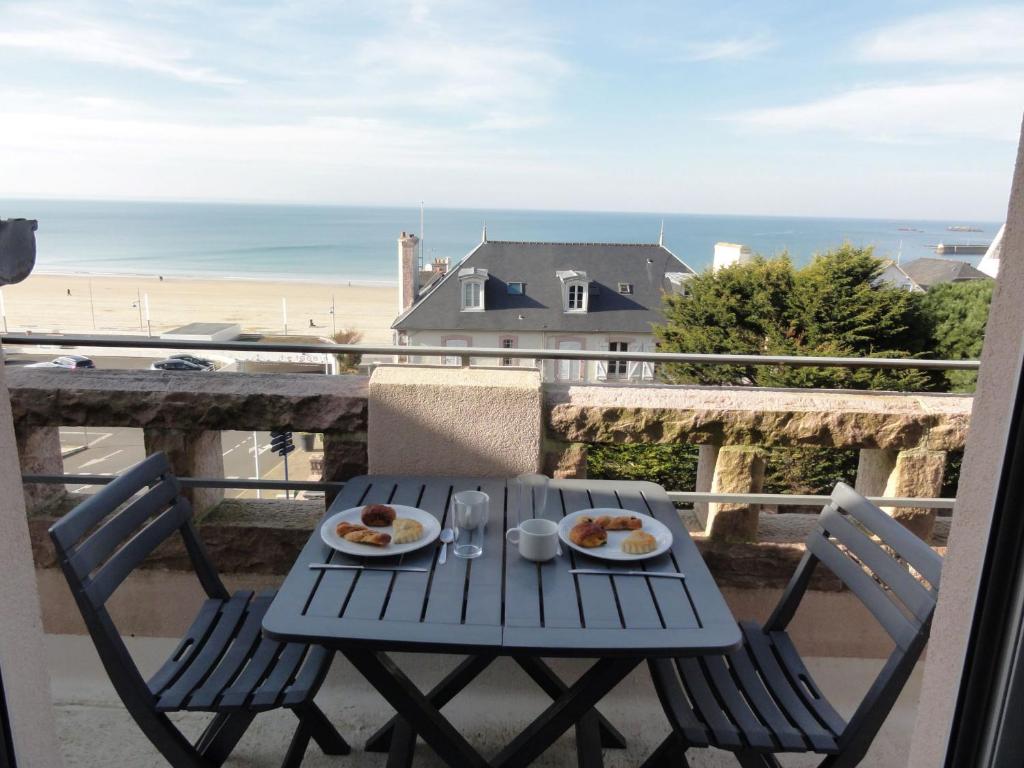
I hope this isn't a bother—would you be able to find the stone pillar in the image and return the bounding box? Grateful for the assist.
[543,440,588,479]
[705,446,765,542]
[142,427,224,518]
[322,432,368,505]
[854,448,897,498]
[369,366,542,476]
[14,424,66,513]
[885,448,947,542]
[694,444,720,528]
[0,351,62,765]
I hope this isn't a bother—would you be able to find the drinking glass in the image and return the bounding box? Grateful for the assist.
[452,490,489,559]
[515,473,549,522]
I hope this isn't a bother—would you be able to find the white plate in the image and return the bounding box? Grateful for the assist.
[558,508,673,562]
[320,505,441,558]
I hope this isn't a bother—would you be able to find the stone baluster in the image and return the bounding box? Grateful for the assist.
[693,444,720,528]
[855,446,946,542]
[142,427,224,518]
[14,424,66,514]
[705,445,765,542]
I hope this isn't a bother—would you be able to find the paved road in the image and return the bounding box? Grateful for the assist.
[61,427,319,500]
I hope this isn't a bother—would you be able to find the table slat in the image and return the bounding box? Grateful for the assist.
[561,487,621,629]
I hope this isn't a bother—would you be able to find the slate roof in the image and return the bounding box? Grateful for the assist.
[901,257,990,289]
[392,240,694,333]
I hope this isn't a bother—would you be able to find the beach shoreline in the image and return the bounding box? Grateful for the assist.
[1,273,398,343]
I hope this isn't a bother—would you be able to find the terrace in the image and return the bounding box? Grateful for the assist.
[0,138,1021,768]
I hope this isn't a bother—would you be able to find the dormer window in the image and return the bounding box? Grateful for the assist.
[556,269,589,313]
[507,282,525,295]
[666,272,694,297]
[459,267,488,311]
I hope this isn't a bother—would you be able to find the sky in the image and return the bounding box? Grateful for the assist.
[0,0,1021,220]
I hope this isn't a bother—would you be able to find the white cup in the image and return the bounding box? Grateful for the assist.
[506,518,559,562]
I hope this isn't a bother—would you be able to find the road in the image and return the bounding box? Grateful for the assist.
[60,427,319,500]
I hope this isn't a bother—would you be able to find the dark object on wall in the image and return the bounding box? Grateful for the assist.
[0,219,37,286]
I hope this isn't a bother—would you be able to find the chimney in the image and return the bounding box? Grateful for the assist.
[432,257,449,275]
[398,231,420,313]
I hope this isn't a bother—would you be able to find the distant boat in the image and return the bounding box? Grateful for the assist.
[935,242,989,255]
[897,227,922,232]
[947,225,983,232]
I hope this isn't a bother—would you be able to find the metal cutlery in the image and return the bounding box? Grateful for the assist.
[569,569,685,579]
[309,564,428,573]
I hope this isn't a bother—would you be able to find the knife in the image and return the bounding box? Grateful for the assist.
[309,564,428,573]
[569,569,685,579]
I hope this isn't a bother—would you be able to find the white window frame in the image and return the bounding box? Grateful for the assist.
[608,341,629,377]
[507,282,525,295]
[499,336,517,366]
[461,278,485,311]
[617,283,633,295]
[565,281,588,313]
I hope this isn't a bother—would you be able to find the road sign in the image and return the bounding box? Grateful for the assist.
[269,430,294,457]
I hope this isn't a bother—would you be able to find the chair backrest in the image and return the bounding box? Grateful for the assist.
[49,453,228,706]
[764,482,942,763]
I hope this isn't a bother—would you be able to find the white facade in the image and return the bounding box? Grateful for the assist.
[399,329,656,383]
[712,242,754,272]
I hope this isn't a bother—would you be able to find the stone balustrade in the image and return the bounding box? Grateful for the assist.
[8,368,368,515]
[544,383,972,542]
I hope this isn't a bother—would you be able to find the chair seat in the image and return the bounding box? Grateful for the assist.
[148,589,331,713]
[650,621,846,754]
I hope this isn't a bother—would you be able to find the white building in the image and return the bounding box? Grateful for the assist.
[391,232,695,383]
[712,242,754,271]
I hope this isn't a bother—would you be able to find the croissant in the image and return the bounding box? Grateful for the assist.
[336,521,367,537]
[361,504,397,527]
[569,522,607,548]
[343,529,392,547]
[594,515,642,531]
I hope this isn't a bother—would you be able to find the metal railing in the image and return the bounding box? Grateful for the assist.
[1,333,980,371]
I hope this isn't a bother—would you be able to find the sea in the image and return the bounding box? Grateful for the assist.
[0,199,1000,285]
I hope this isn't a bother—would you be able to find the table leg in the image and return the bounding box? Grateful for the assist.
[366,653,496,752]
[344,650,489,768]
[492,657,641,768]
[514,657,627,749]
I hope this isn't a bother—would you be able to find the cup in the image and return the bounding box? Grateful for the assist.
[506,518,559,562]
[452,490,489,559]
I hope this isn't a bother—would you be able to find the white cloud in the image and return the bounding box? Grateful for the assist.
[0,7,239,85]
[676,34,775,62]
[729,76,1024,143]
[860,5,1024,64]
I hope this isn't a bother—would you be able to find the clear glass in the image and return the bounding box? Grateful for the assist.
[515,473,549,523]
[452,490,489,559]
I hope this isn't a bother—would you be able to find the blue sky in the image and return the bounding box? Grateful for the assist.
[1,1,1021,219]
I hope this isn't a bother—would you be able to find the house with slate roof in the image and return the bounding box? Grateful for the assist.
[391,230,695,382]
[877,256,990,292]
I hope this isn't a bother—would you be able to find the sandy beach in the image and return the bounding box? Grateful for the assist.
[0,274,398,344]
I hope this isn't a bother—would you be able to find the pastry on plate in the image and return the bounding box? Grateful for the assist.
[621,530,657,554]
[391,518,424,545]
[361,504,397,527]
[336,521,367,537]
[595,515,642,531]
[569,522,607,548]
[343,529,391,547]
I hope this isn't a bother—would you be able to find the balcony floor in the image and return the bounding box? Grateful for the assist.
[48,634,921,767]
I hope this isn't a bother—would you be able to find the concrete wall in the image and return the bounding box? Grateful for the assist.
[0,349,62,766]
[908,122,1024,766]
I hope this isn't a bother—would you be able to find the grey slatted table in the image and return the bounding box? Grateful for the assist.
[263,475,740,767]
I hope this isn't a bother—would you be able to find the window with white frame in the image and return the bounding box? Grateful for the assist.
[608,341,628,376]
[500,336,517,366]
[617,283,633,294]
[507,282,525,295]
[459,267,488,312]
[556,270,589,313]
[567,283,585,311]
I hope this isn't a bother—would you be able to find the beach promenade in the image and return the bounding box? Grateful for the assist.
[0,274,397,343]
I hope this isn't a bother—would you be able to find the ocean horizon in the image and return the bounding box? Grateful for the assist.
[0,198,1001,285]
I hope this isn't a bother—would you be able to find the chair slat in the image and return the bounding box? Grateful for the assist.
[701,656,774,749]
[185,591,275,710]
[148,598,223,696]
[820,507,935,622]
[83,500,191,607]
[50,453,171,551]
[726,645,807,750]
[678,658,743,749]
[807,533,919,651]
[250,643,308,709]
[218,636,284,709]
[647,658,711,748]
[769,630,846,736]
[156,592,252,710]
[281,645,333,707]
[831,483,941,587]
[741,623,837,752]
[68,479,179,581]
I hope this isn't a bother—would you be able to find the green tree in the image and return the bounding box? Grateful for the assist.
[918,280,993,392]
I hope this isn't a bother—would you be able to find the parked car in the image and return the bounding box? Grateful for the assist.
[150,358,208,371]
[26,355,95,370]
[167,353,216,370]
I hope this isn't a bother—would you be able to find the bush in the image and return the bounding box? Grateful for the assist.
[332,328,363,372]
[586,443,698,491]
